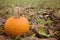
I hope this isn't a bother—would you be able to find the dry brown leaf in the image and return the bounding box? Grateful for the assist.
[0,35,12,40]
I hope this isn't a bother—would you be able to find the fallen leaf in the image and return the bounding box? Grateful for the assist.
[37,27,50,37]
[37,18,46,25]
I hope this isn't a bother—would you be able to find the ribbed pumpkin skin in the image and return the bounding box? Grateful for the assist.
[4,16,30,37]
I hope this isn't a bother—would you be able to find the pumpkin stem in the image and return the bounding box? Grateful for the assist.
[14,5,21,19]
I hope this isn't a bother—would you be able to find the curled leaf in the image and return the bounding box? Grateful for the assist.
[37,18,46,25]
[37,27,50,37]
[14,35,21,40]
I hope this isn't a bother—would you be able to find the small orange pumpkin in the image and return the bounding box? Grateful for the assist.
[4,6,30,37]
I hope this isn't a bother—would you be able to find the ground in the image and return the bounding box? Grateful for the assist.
[0,0,60,40]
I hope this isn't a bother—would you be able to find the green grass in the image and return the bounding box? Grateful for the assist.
[0,0,60,8]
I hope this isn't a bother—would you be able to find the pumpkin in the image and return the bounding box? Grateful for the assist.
[4,6,30,37]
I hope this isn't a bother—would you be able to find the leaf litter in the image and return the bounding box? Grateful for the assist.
[0,5,60,40]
